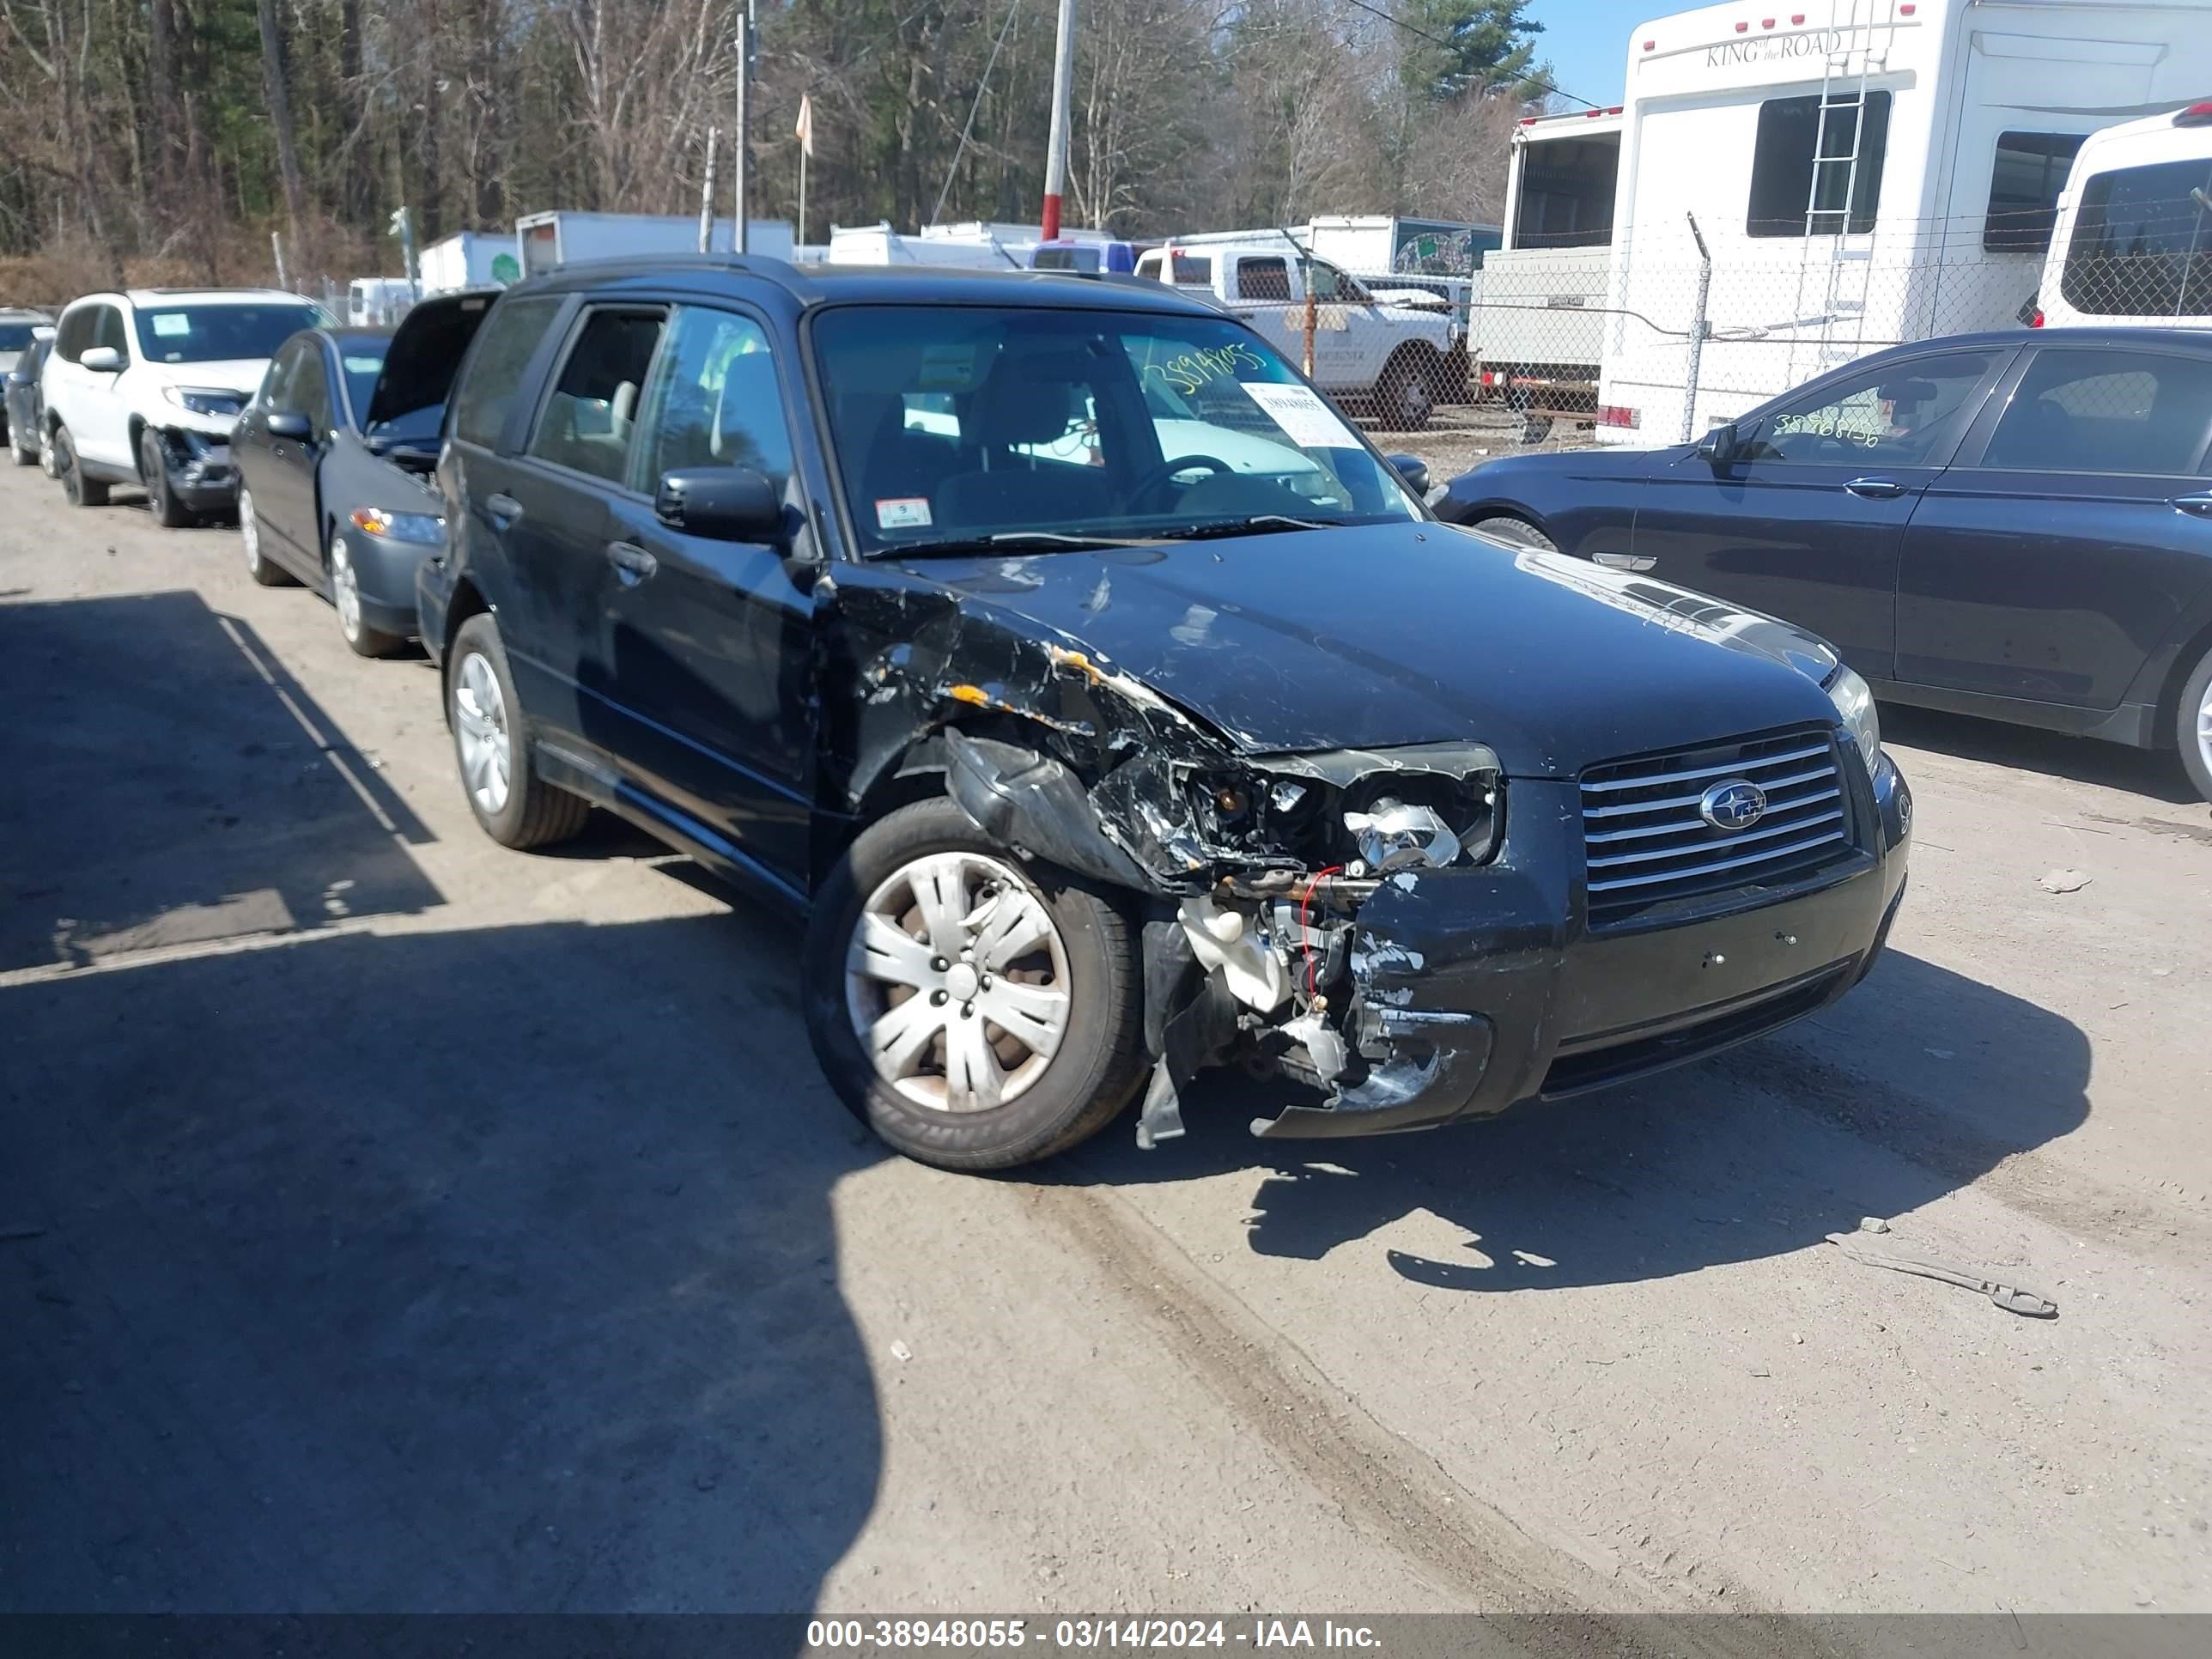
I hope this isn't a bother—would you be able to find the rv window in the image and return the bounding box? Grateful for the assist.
[1984,132,2087,252]
[1239,258,1293,302]
[1747,91,1891,238]
[1511,135,1619,250]
[2059,158,2212,319]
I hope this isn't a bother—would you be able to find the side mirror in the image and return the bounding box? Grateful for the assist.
[655,466,786,544]
[80,345,124,374]
[1695,421,1739,465]
[1386,453,1431,495]
[265,410,313,441]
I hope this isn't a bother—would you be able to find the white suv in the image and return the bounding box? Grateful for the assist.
[41,288,325,526]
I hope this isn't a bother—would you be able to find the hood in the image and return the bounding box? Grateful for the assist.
[365,289,497,431]
[904,524,1843,776]
[158,359,275,398]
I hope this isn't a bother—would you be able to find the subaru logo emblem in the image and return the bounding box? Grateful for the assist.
[1698,779,1767,831]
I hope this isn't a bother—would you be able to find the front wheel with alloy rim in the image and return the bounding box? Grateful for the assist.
[239,488,294,586]
[2176,641,2212,803]
[140,428,192,527]
[445,612,592,848]
[329,532,402,657]
[37,423,58,477]
[53,425,108,507]
[804,794,1148,1170]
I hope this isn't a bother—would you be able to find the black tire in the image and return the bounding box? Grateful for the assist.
[1468,515,1557,553]
[140,428,192,527]
[238,486,295,586]
[54,425,108,507]
[2176,641,2212,804]
[445,611,592,849]
[803,795,1149,1171]
[1376,348,1437,432]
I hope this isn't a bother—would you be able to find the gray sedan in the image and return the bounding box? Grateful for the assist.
[231,294,491,656]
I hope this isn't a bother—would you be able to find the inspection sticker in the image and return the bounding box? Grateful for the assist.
[876,496,933,530]
[1243,382,1358,450]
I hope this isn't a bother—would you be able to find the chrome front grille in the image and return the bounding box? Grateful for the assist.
[1581,726,1855,927]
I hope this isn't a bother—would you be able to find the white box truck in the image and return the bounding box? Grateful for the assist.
[514,212,796,277]
[418,231,521,293]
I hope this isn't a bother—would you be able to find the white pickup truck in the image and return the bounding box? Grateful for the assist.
[1133,240,1456,429]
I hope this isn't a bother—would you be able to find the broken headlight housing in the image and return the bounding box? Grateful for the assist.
[1334,770,1499,873]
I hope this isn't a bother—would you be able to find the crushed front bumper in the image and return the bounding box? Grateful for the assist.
[149,428,238,509]
[1250,751,1911,1139]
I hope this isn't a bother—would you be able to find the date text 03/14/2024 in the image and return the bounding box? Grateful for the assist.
[804,1619,1382,1650]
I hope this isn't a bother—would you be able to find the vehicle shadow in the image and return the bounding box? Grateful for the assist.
[0,912,884,1613]
[1882,702,2199,807]
[1057,947,2090,1294]
[0,592,440,973]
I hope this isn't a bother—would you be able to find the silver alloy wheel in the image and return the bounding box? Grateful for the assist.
[239,489,261,572]
[330,535,363,641]
[38,425,56,477]
[453,651,513,817]
[845,851,1073,1114]
[2197,678,2212,781]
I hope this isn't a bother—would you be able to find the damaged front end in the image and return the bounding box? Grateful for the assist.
[145,424,238,504]
[933,720,1512,1148]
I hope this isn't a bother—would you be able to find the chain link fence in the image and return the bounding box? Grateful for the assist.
[1367,198,2211,465]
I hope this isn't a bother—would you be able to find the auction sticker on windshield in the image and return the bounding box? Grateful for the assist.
[1243,382,1358,450]
[877,496,933,530]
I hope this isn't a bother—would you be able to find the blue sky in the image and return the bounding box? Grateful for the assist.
[1528,0,1656,110]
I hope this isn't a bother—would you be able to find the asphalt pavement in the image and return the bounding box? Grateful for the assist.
[2,462,2207,1622]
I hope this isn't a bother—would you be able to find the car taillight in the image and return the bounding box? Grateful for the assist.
[2175,100,2212,128]
[2027,307,2045,328]
[1599,404,1641,429]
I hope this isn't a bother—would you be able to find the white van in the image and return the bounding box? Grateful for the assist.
[2036,101,2212,330]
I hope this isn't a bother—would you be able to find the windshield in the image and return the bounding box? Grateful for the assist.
[812,305,1421,553]
[134,303,325,365]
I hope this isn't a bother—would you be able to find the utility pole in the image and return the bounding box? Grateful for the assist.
[388,205,419,301]
[1041,0,1077,241]
[732,10,753,254]
[699,127,719,252]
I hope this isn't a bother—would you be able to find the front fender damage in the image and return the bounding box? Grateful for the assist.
[831,584,1503,1148]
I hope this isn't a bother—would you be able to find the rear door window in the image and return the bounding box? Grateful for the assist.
[451,295,562,451]
[526,307,667,486]
[1975,347,2212,475]
[1238,258,1292,302]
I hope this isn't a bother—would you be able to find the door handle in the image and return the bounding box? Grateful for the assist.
[1594,552,1656,571]
[607,541,659,586]
[1844,477,1903,500]
[484,492,523,529]
[2172,493,2212,519]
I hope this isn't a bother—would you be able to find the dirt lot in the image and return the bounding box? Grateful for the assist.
[3,457,2208,1625]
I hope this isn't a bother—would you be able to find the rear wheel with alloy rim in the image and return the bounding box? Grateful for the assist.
[329,532,402,657]
[445,612,592,848]
[140,428,191,527]
[239,488,293,586]
[2176,641,2212,803]
[804,794,1147,1170]
[8,420,34,466]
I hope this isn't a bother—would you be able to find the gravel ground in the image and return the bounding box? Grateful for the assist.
[2,459,2208,1625]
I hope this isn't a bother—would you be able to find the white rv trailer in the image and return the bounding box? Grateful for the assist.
[1595,0,2212,447]
[825,221,1109,269]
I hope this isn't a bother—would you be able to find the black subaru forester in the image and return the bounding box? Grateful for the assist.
[409,256,1911,1170]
